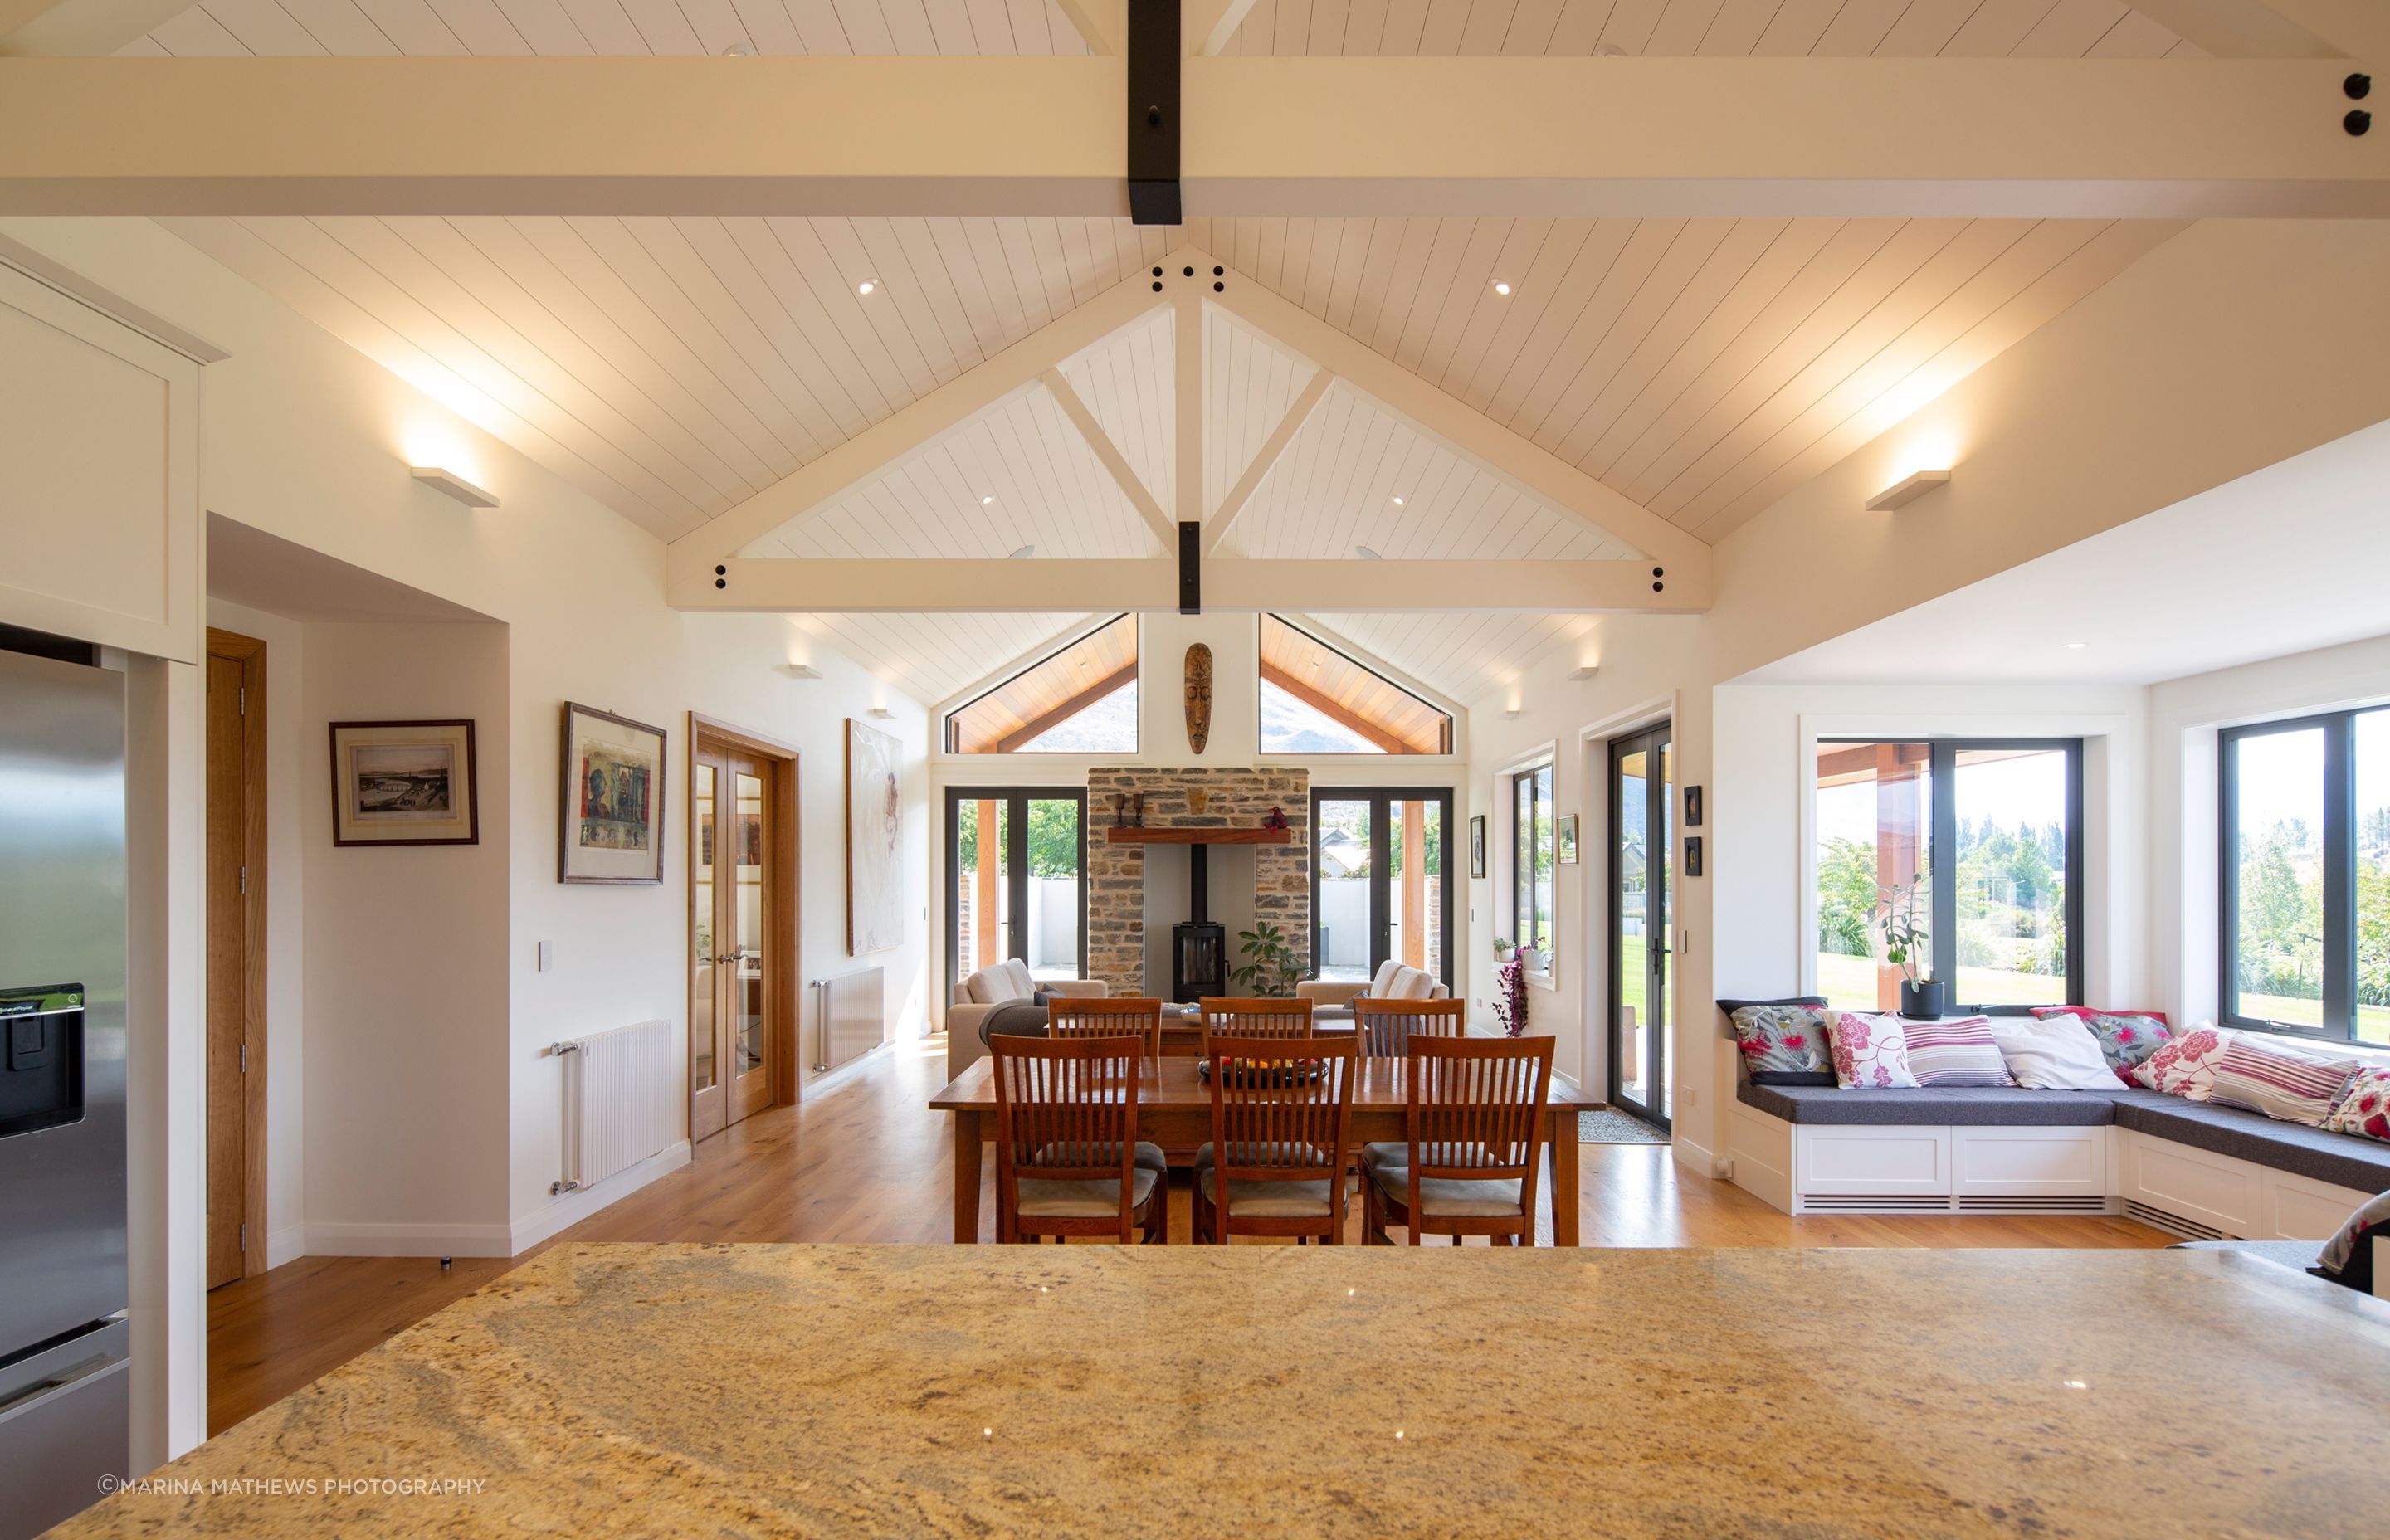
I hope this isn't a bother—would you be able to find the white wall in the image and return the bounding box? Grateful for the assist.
[2147,631,2390,1033]
[4,218,935,1269]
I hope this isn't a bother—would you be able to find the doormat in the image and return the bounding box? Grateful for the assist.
[1580,1109,1669,1145]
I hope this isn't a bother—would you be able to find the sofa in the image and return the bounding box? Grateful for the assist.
[1724,1016,2390,1240]
[944,958,1107,1078]
[1297,960,1451,1017]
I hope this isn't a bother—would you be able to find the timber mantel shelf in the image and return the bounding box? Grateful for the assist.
[1101,827,1291,846]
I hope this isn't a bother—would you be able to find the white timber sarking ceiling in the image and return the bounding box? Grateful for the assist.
[127,0,2199,706]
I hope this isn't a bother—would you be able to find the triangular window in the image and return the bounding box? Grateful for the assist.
[944,615,1138,754]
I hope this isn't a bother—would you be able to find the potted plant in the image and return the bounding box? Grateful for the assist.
[1227,919,1304,998]
[1875,879,1943,1018]
[1493,953,1529,1037]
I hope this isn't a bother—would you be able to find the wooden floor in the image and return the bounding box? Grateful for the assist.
[206,1033,2172,1435]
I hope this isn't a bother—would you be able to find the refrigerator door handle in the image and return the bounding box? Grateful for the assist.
[0,1352,127,1427]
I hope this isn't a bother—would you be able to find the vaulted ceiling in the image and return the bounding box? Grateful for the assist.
[119,0,2205,706]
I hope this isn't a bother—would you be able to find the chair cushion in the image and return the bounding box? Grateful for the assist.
[2110,1094,2390,1193]
[1198,1169,1335,1217]
[1027,1139,1167,1175]
[1734,1081,2132,1126]
[1196,1140,1333,1174]
[1388,966,1437,1001]
[1371,959,1405,997]
[1017,1167,1158,1218]
[1359,1141,1407,1171]
[966,963,1030,1006]
[1368,1165,1524,1218]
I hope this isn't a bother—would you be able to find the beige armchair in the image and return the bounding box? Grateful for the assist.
[944,958,1108,1079]
[1297,960,1450,1014]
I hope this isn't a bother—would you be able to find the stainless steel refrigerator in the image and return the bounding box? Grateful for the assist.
[0,646,131,1540]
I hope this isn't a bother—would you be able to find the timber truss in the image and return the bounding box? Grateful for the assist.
[666,248,1710,616]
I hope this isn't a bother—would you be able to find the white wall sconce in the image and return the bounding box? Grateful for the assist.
[779,664,822,680]
[1866,469,1950,511]
[1503,704,1523,719]
[866,706,895,719]
[1568,665,1599,683]
[410,466,499,509]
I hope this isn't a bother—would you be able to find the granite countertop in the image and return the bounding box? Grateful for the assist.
[59,1243,2390,1539]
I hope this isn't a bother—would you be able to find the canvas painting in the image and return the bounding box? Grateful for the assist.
[847,718,904,954]
[560,703,667,884]
[330,721,478,846]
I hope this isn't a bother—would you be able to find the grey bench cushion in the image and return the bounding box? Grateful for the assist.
[1736,1081,2131,1126]
[2111,1095,2390,1194]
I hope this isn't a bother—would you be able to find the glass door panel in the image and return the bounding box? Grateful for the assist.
[1389,799,1443,979]
[1611,726,1672,1129]
[725,757,773,1124]
[1315,797,1375,982]
[1024,797,1082,981]
[689,758,724,1142]
[2231,724,2328,1029]
[1952,747,2072,1009]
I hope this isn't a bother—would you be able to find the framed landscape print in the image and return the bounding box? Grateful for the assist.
[330,721,478,846]
[1469,814,1486,879]
[846,718,904,954]
[560,703,667,884]
[1556,813,1580,865]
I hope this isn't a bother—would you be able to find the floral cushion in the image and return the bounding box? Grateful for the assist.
[1823,1011,1920,1091]
[1728,1002,1834,1084]
[2321,1066,2390,1143]
[2129,1024,2232,1097]
[2033,1006,2171,1084]
[2196,1036,2357,1125]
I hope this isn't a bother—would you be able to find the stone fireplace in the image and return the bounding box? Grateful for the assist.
[1085,767,1310,998]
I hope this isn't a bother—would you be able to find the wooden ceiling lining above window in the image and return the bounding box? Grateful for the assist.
[946,614,1137,754]
[1259,615,1451,755]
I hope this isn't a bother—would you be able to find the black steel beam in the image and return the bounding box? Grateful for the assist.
[1128,0,1181,226]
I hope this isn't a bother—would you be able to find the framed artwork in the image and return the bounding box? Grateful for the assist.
[330,721,478,846]
[847,718,904,954]
[1685,836,1705,878]
[560,703,667,884]
[1684,785,1705,827]
[1468,814,1487,879]
[1555,813,1580,865]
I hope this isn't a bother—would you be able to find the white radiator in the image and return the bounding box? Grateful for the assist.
[812,967,885,1075]
[552,1018,676,1195]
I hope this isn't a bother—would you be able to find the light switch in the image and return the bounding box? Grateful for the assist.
[537,940,554,972]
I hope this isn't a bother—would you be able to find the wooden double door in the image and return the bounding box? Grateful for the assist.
[689,719,798,1143]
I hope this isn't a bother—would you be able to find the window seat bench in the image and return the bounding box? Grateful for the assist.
[1729,1080,2388,1238]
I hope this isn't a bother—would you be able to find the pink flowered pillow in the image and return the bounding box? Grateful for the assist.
[1823,1010,1921,1091]
[2321,1066,2390,1143]
[2131,1024,2232,1098]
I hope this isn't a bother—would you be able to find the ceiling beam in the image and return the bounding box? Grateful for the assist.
[673,558,1707,613]
[667,268,1168,582]
[1,57,2383,219]
[1203,368,1331,556]
[0,0,190,55]
[2250,0,2388,63]
[1183,0,1259,55]
[1039,368,1176,550]
[1199,254,1710,575]
[1048,0,1121,55]
[2111,0,2345,56]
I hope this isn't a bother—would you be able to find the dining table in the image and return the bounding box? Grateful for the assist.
[929,1054,1606,1245]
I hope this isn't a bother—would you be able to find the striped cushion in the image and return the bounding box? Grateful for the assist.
[1900,1016,2013,1088]
[2197,1036,2358,1126]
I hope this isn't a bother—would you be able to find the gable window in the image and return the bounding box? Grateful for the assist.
[1510,763,1554,966]
[2221,707,2389,1045]
[1813,739,2083,1014]
[1259,615,1452,755]
[944,615,1137,754]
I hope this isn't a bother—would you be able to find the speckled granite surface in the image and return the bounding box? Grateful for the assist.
[56,1243,2390,1539]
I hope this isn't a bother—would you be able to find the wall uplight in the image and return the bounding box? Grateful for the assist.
[1865,469,1950,512]
[409,466,500,509]
[779,663,823,680]
[1568,665,1599,682]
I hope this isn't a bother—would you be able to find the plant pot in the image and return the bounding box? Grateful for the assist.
[1899,980,1946,1019]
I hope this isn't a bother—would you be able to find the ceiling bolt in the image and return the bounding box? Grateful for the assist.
[1147,105,1162,126]
[2349,109,2373,135]
[2345,72,2371,100]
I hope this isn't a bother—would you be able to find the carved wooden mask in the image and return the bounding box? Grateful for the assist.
[1184,643,1213,754]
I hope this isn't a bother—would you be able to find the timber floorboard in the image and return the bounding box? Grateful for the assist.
[207,1033,2173,1435]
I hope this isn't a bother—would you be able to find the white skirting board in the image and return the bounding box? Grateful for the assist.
[510,1139,692,1255]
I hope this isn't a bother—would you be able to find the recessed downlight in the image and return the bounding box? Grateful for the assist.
[981,495,995,505]
[1491,280,1512,296]
[1008,544,1035,559]
[856,279,877,295]
[1355,545,1383,560]
[1390,495,1406,506]
[2063,641,2089,651]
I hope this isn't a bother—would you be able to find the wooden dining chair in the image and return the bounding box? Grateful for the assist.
[1351,997,1467,1059]
[1363,1036,1554,1247]
[1197,996,1316,1045]
[1193,1035,1356,1245]
[988,1033,1166,1245]
[1042,997,1169,1180]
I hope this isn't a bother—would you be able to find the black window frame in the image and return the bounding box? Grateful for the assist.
[942,786,1090,992]
[1816,737,2085,1016]
[2218,707,2383,1045]
[1509,762,1554,964]
[1307,787,1457,990]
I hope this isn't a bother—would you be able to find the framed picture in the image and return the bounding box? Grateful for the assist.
[560,703,667,884]
[330,721,478,846]
[847,718,905,954]
[1685,836,1705,878]
[1556,813,1580,865]
[1469,814,1487,879]
[1684,784,1705,827]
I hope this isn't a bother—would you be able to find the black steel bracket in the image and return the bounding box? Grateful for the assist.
[1178,520,1201,613]
[1129,0,1182,225]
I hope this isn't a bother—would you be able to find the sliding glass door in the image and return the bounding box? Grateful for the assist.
[1609,725,1673,1129]
[1311,788,1454,988]
[944,787,1087,987]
